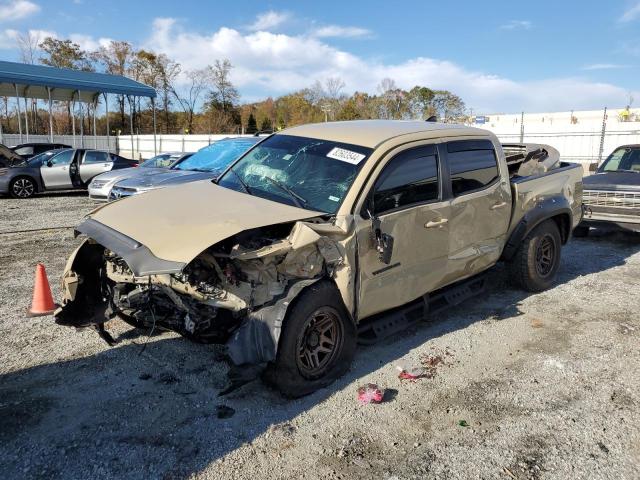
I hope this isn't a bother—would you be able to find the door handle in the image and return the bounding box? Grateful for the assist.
[425,218,449,228]
[490,201,508,210]
[103,163,111,167]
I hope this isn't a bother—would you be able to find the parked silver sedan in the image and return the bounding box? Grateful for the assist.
[88,152,192,201]
[108,137,261,201]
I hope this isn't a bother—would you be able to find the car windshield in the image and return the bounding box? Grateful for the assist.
[140,153,177,168]
[599,147,640,173]
[217,134,373,213]
[172,139,258,173]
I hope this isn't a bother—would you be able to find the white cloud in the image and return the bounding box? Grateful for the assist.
[0,27,53,49]
[312,25,372,38]
[619,2,640,22]
[69,33,112,51]
[247,11,290,31]
[144,17,638,113]
[582,63,629,70]
[0,0,39,22]
[499,20,532,30]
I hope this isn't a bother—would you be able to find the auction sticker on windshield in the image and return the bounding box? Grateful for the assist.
[327,147,366,165]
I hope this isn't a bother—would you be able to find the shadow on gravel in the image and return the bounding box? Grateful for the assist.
[1,231,638,479]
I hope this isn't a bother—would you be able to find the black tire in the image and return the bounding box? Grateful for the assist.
[508,219,562,292]
[264,281,356,398]
[10,176,36,198]
[572,225,590,238]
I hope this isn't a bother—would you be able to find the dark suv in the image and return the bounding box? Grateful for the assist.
[576,145,640,236]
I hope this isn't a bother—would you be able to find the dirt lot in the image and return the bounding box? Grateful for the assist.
[0,192,639,480]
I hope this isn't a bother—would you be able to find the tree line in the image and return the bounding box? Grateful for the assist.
[0,33,468,138]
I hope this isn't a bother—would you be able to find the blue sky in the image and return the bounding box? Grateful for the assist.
[1,0,640,113]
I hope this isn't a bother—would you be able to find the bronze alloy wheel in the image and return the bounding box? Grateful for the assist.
[295,306,344,378]
[12,178,35,198]
[535,234,556,277]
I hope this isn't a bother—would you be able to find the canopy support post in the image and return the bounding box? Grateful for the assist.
[104,93,110,152]
[79,95,84,148]
[71,91,77,147]
[14,84,23,143]
[23,87,29,142]
[128,95,134,159]
[92,94,98,149]
[151,97,157,156]
[47,87,54,142]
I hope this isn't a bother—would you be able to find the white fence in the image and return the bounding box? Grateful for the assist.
[1,133,117,152]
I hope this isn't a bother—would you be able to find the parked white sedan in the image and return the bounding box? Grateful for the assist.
[88,152,192,201]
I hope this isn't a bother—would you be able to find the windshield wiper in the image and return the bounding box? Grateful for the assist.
[264,176,308,208]
[226,168,253,195]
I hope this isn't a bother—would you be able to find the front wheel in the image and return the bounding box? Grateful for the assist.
[264,281,356,398]
[508,219,562,292]
[10,177,36,198]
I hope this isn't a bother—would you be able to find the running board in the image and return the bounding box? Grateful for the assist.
[357,273,488,345]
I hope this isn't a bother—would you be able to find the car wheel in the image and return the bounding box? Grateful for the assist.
[508,219,562,292]
[572,225,590,238]
[10,177,36,198]
[264,281,356,398]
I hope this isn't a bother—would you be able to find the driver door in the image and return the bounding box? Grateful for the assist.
[40,149,75,189]
[355,144,451,320]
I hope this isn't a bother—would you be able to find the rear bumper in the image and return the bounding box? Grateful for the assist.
[581,207,640,232]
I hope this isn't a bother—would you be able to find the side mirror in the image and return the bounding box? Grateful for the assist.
[46,160,53,167]
[371,215,394,264]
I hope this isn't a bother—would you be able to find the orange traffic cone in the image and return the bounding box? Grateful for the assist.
[26,263,57,317]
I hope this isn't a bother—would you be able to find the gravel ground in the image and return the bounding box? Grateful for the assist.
[0,192,639,480]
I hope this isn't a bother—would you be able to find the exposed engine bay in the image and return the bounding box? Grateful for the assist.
[55,219,348,364]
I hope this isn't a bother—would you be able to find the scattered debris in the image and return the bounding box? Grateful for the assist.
[215,405,235,419]
[530,318,544,328]
[396,365,429,381]
[357,384,384,404]
[458,420,469,427]
[157,372,180,384]
[502,466,517,479]
[138,373,152,380]
[597,441,609,454]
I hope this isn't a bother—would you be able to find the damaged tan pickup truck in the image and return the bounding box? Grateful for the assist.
[55,121,583,396]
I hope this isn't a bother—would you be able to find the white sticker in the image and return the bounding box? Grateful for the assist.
[327,147,365,165]
[282,154,292,160]
[328,195,340,202]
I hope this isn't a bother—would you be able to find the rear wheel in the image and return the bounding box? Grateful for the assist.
[10,177,36,198]
[264,281,356,397]
[508,220,562,292]
[572,225,590,238]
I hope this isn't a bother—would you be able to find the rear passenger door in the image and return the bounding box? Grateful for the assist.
[442,139,511,282]
[356,144,451,319]
[79,150,113,183]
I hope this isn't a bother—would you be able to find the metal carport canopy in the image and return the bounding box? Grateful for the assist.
[0,60,156,101]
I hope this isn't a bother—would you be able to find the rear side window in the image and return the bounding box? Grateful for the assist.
[447,140,499,197]
[14,146,34,156]
[83,151,109,164]
[373,145,439,215]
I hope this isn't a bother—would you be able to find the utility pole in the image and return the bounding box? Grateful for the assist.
[321,104,331,122]
[519,111,525,143]
[597,107,608,166]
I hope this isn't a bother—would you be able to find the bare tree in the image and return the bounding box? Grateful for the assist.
[92,41,134,130]
[209,59,239,111]
[325,77,345,100]
[16,31,42,64]
[172,68,211,133]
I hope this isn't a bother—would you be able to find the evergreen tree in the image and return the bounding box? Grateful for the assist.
[246,113,258,134]
[260,117,272,132]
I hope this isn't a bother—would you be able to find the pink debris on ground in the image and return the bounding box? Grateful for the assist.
[357,383,384,404]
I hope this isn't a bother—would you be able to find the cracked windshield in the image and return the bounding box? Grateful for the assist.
[218,134,373,213]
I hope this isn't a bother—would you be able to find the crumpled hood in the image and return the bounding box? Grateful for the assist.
[584,172,640,191]
[92,166,166,184]
[116,169,218,189]
[87,179,321,264]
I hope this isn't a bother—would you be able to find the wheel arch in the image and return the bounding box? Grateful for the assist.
[10,174,41,195]
[501,196,573,262]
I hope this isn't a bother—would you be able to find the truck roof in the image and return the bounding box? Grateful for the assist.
[283,120,490,148]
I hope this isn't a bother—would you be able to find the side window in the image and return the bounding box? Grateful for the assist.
[50,150,74,165]
[447,140,499,197]
[372,145,439,215]
[83,151,109,164]
[14,146,34,156]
